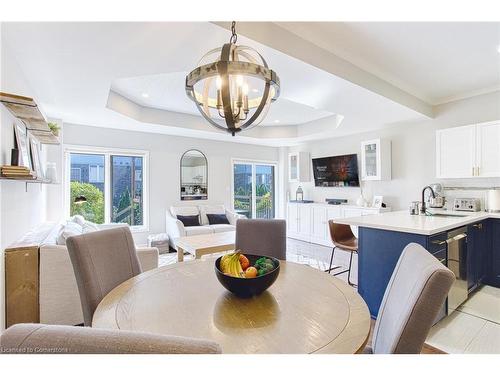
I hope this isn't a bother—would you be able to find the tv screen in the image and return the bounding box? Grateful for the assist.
[312,154,360,187]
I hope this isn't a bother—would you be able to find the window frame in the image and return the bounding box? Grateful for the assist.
[64,145,149,232]
[230,158,278,219]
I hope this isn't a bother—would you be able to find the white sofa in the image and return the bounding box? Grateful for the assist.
[166,205,246,249]
[38,220,159,326]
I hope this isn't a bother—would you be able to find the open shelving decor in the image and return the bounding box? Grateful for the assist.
[0,92,60,145]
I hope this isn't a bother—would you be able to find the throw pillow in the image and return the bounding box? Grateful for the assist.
[81,220,99,233]
[177,215,200,227]
[56,221,83,245]
[206,213,230,225]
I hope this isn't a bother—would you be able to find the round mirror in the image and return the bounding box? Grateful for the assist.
[180,149,208,200]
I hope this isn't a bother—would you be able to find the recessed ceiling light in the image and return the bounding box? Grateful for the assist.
[141,93,149,98]
[252,88,259,93]
[274,120,280,123]
[497,45,500,54]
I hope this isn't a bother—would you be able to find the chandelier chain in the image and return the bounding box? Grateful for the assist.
[229,21,237,44]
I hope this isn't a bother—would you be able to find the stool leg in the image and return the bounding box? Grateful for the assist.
[347,251,358,287]
[325,246,336,273]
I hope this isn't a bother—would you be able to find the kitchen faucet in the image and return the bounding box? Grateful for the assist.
[421,185,436,214]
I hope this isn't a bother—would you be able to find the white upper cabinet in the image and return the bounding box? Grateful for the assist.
[288,152,310,182]
[476,121,500,177]
[436,121,500,178]
[360,138,391,181]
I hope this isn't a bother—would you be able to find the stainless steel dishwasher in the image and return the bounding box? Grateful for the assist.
[446,226,468,314]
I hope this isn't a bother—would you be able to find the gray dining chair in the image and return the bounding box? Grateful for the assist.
[235,219,286,260]
[0,323,222,354]
[366,242,454,354]
[66,226,142,326]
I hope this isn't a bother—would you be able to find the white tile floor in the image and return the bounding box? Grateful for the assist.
[159,238,500,354]
[159,238,358,285]
[426,286,500,354]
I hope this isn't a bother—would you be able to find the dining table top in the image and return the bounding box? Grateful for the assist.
[92,258,371,354]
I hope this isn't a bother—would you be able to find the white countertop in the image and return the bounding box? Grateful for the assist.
[334,209,500,235]
[287,201,390,211]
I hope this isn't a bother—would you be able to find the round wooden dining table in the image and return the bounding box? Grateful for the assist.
[92,259,371,354]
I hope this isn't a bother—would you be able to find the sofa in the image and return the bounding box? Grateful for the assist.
[166,204,246,249]
[37,218,159,326]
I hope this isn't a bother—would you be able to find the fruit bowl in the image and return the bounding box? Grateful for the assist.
[215,254,280,297]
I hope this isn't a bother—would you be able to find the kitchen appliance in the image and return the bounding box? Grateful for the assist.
[486,189,500,213]
[453,198,481,212]
[446,227,468,315]
[311,154,360,187]
[429,196,446,208]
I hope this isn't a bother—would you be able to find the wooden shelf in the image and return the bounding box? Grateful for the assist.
[0,92,60,145]
[0,176,58,184]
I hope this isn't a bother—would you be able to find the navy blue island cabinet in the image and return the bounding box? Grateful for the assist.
[358,218,500,318]
[357,227,429,318]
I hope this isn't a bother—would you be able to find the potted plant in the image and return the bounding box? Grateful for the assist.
[48,122,60,137]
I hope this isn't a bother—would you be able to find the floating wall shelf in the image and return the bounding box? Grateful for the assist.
[0,92,60,145]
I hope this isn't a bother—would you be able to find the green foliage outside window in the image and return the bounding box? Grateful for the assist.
[70,181,105,224]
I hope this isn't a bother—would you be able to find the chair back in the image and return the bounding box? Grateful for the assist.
[235,219,286,260]
[372,243,454,354]
[328,221,357,249]
[66,227,142,326]
[0,323,221,354]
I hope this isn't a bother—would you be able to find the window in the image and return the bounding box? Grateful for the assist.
[66,147,148,230]
[232,160,276,219]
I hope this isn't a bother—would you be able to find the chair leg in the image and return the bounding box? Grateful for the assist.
[326,247,335,273]
[347,251,358,287]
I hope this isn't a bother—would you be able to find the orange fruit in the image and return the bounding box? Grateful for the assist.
[239,254,250,270]
[245,266,258,278]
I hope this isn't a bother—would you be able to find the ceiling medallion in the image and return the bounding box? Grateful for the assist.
[186,21,280,136]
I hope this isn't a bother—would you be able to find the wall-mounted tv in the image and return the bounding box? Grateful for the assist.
[312,154,360,187]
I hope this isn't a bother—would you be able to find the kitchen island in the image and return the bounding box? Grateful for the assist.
[335,210,500,318]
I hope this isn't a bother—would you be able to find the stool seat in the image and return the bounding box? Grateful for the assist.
[327,220,358,286]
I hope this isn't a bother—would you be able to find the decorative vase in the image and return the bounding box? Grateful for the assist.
[356,195,366,207]
[45,162,57,183]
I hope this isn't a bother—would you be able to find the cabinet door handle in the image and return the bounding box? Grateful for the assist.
[431,240,447,246]
[472,223,483,229]
[477,166,480,176]
[472,167,475,176]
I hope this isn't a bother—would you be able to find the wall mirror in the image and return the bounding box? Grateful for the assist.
[180,149,208,200]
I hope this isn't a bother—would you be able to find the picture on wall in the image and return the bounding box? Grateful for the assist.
[29,136,43,179]
[13,120,31,169]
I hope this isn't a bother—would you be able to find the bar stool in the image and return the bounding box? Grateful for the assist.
[326,220,358,286]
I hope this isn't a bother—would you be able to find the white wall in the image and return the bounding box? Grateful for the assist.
[288,91,500,210]
[61,123,280,244]
[0,39,48,331]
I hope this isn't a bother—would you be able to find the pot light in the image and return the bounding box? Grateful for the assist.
[497,45,500,54]
[274,120,280,123]
[141,93,149,98]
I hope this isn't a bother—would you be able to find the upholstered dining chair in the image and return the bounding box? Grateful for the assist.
[327,221,358,286]
[235,219,286,260]
[66,226,142,326]
[366,243,455,354]
[0,323,222,354]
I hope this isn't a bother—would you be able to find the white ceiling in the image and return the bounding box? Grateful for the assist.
[2,22,497,145]
[111,72,335,126]
[277,22,500,104]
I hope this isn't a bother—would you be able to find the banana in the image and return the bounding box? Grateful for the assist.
[221,252,245,278]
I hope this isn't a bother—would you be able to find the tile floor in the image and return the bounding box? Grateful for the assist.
[158,237,500,354]
[159,237,358,285]
[426,286,500,354]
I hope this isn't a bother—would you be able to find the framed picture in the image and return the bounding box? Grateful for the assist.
[29,136,43,179]
[13,121,31,169]
[372,195,384,208]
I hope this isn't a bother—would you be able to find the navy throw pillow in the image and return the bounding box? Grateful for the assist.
[177,215,200,227]
[206,213,230,225]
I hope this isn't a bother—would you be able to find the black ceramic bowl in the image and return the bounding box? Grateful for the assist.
[215,254,280,297]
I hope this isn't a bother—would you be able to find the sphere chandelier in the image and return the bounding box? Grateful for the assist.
[185,22,280,136]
